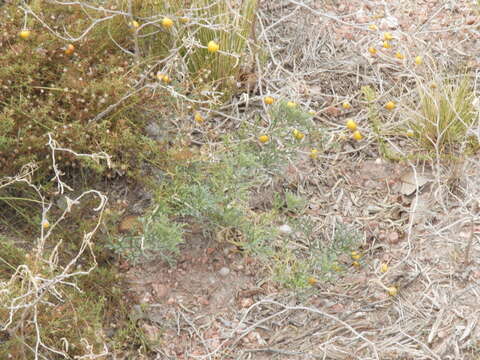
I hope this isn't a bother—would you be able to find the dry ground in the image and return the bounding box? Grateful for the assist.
[116,1,480,359]
[1,0,480,359]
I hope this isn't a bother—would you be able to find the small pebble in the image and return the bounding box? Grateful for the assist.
[278,224,292,234]
[219,267,230,277]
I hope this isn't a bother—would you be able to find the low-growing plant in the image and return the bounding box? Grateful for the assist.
[271,246,313,288]
[0,144,115,359]
[0,2,164,183]
[410,73,478,153]
[269,100,316,133]
[156,142,280,252]
[110,206,184,265]
[362,85,404,161]
[310,223,361,274]
[108,110,325,262]
[284,191,308,214]
[271,219,361,288]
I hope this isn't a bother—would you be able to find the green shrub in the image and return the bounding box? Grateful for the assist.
[109,206,184,265]
[0,3,163,183]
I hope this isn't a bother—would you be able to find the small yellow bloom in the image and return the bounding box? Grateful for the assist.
[42,219,50,229]
[387,286,398,296]
[346,119,357,132]
[383,32,393,41]
[157,73,171,83]
[395,52,404,60]
[264,96,275,105]
[380,263,389,273]
[258,135,269,143]
[368,47,377,55]
[383,41,391,49]
[161,74,171,84]
[162,17,174,29]
[292,129,305,140]
[351,251,362,260]
[19,30,31,40]
[286,101,297,108]
[342,101,351,109]
[307,277,317,286]
[129,20,140,29]
[414,55,423,65]
[207,40,219,53]
[353,130,363,141]
[385,101,396,110]
[309,148,318,159]
[406,129,414,137]
[352,261,361,268]
[368,24,378,31]
[65,44,75,56]
[194,112,204,123]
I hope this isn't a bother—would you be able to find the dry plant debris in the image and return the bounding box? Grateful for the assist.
[1,0,480,359]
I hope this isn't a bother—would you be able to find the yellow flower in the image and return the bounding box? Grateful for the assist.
[157,73,171,83]
[286,101,296,108]
[309,148,318,159]
[42,219,50,229]
[342,101,351,109]
[65,44,75,56]
[387,286,398,296]
[19,30,31,40]
[194,112,204,123]
[346,119,357,131]
[406,129,414,137]
[258,135,269,143]
[161,74,171,84]
[414,55,423,65]
[129,20,140,29]
[352,261,361,268]
[162,17,174,29]
[383,41,391,49]
[368,47,377,55]
[369,24,378,31]
[292,129,305,140]
[351,251,362,260]
[380,263,389,273]
[385,101,395,110]
[353,130,363,141]
[264,96,275,105]
[395,52,404,60]
[383,32,393,41]
[307,277,318,286]
[207,40,219,53]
